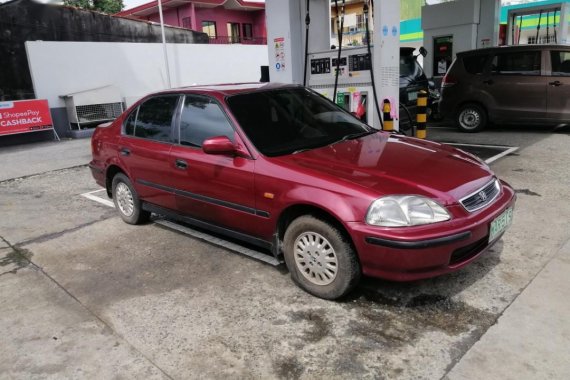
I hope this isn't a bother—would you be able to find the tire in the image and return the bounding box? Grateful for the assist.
[283,215,361,300]
[111,173,150,225]
[456,103,487,133]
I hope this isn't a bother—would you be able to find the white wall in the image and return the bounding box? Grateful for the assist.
[26,41,269,108]
[422,0,492,78]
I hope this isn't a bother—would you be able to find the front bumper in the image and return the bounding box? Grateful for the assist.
[348,182,516,281]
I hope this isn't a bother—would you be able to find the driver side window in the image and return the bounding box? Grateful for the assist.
[178,95,235,147]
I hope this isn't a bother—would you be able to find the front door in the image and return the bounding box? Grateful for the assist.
[169,94,264,237]
[546,50,570,122]
[486,50,547,122]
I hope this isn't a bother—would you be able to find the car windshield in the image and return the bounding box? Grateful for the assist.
[400,55,423,80]
[226,87,374,157]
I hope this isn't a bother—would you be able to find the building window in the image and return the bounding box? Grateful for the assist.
[202,21,217,38]
[227,22,240,43]
[182,17,191,29]
[243,23,253,39]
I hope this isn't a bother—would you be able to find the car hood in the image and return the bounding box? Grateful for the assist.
[275,132,494,205]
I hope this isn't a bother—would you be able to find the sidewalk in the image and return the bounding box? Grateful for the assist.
[0,139,91,182]
[447,237,570,380]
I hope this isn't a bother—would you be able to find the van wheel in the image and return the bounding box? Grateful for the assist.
[111,173,150,225]
[283,216,361,300]
[456,104,487,132]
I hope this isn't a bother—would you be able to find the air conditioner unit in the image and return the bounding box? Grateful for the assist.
[60,85,124,129]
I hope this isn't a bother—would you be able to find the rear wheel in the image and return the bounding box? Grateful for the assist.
[283,215,361,300]
[456,103,487,132]
[111,173,150,225]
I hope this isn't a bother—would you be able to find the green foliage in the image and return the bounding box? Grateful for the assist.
[401,0,426,20]
[64,0,124,14]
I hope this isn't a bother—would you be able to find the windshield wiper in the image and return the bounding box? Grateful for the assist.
[291,148,313,155]
[336,130,376,143]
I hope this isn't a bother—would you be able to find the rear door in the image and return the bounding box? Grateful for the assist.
[169,94,264,237]
[546,49,570,122]
[485,50,547,122]
[119,95,180,210]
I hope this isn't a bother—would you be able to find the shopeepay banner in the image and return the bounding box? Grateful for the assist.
[0,99,53,136]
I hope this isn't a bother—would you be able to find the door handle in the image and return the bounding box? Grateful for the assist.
[175,159,188,170]
[120,148,130,156]
[549,80,563,87]
[483,79,494,85]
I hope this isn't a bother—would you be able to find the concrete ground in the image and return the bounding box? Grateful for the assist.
[0,126,569,379]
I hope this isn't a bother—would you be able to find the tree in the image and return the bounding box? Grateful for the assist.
[64,0,124,14]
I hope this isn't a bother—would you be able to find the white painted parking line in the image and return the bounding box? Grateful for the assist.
[155,219,282,266]
[427,126,456,130]
[484,146,519,164]
[83,188,107,195]
[79,189,282,266]
[445,143,519,164]
[80,189,115,208]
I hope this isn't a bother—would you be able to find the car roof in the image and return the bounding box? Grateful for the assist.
[154,82,301,97]
[458,44,570,56]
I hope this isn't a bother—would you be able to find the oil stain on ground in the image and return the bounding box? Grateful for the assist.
[515,189,541,196]
[0,237,33,272]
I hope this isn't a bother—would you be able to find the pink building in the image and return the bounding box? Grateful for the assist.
[116,0,266,44]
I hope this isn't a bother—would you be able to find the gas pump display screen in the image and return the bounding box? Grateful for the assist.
[349,54,371,72]
[311,58,331,74]
[332,57,347,67]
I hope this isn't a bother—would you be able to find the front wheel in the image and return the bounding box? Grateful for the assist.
[111,173,150,225]
[283,216,361,300]
[456,103,487,132]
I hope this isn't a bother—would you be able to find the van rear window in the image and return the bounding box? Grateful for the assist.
[462,55,488,74]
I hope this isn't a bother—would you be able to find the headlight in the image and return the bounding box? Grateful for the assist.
[366,195,451,227]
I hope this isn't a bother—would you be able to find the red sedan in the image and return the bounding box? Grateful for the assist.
[90,83,515,299]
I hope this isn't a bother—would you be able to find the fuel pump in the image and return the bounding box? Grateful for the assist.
[265,0,401,131]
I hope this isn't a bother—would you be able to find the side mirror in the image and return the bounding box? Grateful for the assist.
[202,136,236,155]
[419,47,428,57]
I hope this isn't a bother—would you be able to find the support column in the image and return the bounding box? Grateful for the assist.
[561,3,570,44]
[190,3,197,31]
[373,0,400,131]
[265,0,304,84]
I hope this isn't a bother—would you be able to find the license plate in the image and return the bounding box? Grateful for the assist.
[489,207,513,242]
[408,91,418,101]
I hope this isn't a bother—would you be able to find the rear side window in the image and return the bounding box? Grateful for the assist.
[462,55,488,74]
[551,51,570,76]
[491,51,541,75]
[122,96,179,142]
[178,95,235,147]
[124,110,137,136]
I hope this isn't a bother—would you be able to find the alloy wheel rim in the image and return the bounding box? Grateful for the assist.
[294,231,338,286]
[459,109,481,130]
[116,182,135,217]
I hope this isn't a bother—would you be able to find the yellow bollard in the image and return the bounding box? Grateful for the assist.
[382,99,393,131]
[416,90,428,139]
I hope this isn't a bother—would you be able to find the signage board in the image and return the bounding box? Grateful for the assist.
[0,99,53,136]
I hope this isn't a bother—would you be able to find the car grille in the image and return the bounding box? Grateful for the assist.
[460,179,500,212]
[449,237,488,265]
